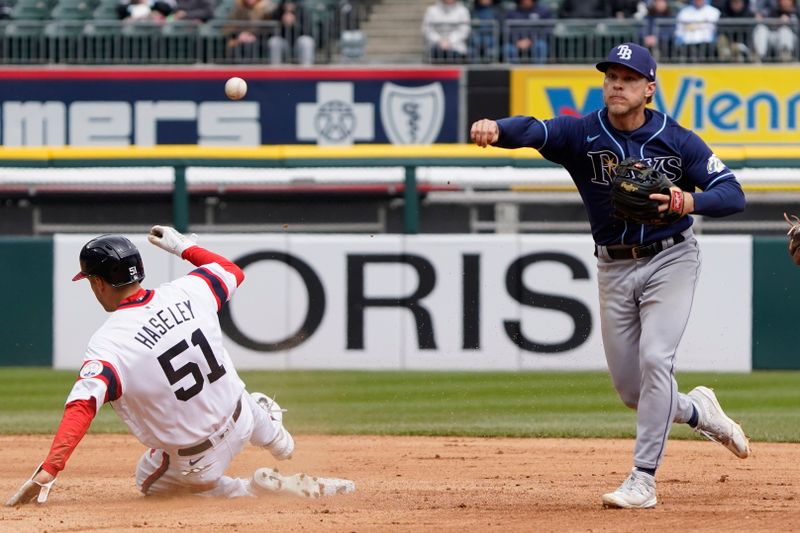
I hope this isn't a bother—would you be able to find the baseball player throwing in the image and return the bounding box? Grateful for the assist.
[6,226,352,504]
[471,42,750,508]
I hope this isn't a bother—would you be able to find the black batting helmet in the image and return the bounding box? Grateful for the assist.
[72,234,145,287]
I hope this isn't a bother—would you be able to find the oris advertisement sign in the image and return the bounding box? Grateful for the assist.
[0,69,459,146]
[53,234,752,372]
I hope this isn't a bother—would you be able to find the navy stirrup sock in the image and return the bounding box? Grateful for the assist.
[688,405,699,428]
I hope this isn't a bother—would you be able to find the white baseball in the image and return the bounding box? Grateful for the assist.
[225,77,247,100]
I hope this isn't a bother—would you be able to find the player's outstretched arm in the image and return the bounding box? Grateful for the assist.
[149,225,245,286]
[6,397,98,506]
[5,464,56,506]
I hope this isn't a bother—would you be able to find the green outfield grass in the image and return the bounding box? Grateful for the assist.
[1,369,798,442]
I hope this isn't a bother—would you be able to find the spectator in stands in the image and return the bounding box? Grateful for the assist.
[119,0,153,20]
[170,0,214,23]
[422,0,471,63]
[225,0,275,62]
[504,0,552,64]
[753,0,799,61]
[0,0,12,19]
[717,0,756,61]
[608,0,645,18]
[641,0,675,59]
[674,0,721,61]
[268,0,315,65]
[469,0,504,62]
[118,0,174,20]
[558,0,606,18]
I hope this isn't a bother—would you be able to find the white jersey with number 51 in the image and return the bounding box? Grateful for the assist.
[66,261,244,451]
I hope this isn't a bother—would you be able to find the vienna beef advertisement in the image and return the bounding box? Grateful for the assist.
[511,65,800,145]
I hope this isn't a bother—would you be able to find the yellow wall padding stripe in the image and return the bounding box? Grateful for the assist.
[0,144,797,162]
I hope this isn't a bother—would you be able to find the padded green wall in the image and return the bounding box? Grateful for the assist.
[0,238,52,366]
[752,237,800,369]
[0,235,797,369]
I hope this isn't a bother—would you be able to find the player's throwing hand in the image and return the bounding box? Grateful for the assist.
[470,119,500,148]
[147,225,197,257]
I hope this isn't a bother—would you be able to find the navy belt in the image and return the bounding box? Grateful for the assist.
[598,232,686,260]
[177,398,242,457]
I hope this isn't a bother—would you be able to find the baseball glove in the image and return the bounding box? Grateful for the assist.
[610,158,684,226]
[784,212,800,265]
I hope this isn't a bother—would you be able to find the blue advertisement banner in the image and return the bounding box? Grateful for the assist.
[0,68,460,147]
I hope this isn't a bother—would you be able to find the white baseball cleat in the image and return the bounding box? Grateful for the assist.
[252,467,355,498]
[252,392,295,460]
[601,468,657,509]
[688,386,751,459]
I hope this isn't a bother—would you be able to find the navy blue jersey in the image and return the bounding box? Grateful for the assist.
[496,108,746,245]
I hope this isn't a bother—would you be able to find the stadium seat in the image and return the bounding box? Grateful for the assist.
[552,22,596,62]
[3,19,46,35]
[213,0,234,20]
[91,2,118,20]
[56,0,99,8]
[50,1,94,20]
[10,0,52,20]
[594,21,638,55]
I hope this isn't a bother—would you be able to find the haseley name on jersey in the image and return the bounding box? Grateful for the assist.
[133,300,196,350]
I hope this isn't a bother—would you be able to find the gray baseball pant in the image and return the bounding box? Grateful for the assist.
[597,231,700,470]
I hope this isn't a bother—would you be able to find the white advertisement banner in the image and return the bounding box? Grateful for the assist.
[53,234,752,372]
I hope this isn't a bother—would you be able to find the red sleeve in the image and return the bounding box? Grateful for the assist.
[181,245,244,287]
[41,398,96,476]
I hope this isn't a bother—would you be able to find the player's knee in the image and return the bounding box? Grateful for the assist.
[610,377,639,409]
[617,389,639,410]
[639,351,669,375]
[622,397,638,410]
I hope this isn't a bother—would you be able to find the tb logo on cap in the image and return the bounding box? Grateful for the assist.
[616,45,632,60]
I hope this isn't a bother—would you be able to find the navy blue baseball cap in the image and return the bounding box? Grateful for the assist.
[596,42,657,81]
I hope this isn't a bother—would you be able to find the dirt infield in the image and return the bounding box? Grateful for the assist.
[1,435,797,532]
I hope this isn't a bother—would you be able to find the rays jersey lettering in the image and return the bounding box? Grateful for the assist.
[494,107,742,245]
[587,150,619,185]
[588,152,683,185]
[65,261,246,451]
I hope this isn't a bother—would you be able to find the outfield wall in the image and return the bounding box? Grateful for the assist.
[4,233,796,371]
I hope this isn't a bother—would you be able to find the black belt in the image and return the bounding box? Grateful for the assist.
[600,232,686,260]
[177,398,242,457]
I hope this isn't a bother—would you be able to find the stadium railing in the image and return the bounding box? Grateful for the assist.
[0,0,355,64]
[425,17,799,65]
[2,12,796,65]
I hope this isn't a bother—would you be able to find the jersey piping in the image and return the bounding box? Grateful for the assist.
[189,268,228,310]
